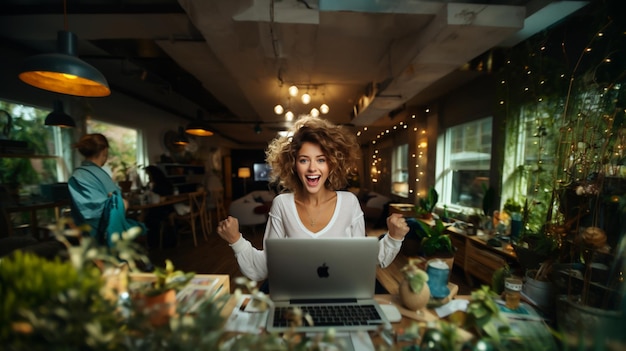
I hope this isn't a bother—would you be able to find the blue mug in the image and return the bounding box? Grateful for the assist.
[426,259,450,299]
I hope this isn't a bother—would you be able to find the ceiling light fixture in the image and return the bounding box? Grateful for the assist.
[45,100,76,128]
[18,1,110,97]
[274,84,330,116]
[185,110,214,136]
[310,108,319,117]
[173,126,190,146]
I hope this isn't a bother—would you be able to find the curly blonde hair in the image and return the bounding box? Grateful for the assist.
[265,116,360,193]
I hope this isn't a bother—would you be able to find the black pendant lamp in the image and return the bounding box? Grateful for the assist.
[19,30,110,97]
[45,100,76,128]
[173,126,190,146]
[185,110,214,136]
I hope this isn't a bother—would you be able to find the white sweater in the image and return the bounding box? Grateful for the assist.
[229,191,403,281]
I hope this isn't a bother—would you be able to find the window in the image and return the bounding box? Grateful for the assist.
[0,99,72,188]
[391,144,408,197]
[87,119,144,187]
[436,117,492,211]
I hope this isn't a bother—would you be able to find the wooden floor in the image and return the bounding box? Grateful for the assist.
[147,222,472,295]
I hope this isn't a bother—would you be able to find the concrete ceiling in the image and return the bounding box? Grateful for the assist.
[0,0,589,147]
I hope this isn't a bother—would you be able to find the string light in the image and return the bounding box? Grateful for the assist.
[288,85,299,97]
[358,118,430,198]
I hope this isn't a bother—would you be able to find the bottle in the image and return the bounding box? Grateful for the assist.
[504,276,523,310]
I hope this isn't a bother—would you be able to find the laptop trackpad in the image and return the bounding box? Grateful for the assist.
[305,331,374,351]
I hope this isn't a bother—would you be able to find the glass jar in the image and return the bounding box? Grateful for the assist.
[504,276,523,310]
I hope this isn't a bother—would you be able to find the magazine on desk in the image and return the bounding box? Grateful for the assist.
[224,294,270,334]
[175,275,224,313]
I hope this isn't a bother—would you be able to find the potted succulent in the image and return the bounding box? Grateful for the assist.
[399,258,430,312]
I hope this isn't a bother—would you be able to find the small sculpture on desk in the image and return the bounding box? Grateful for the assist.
[399,258,431,313]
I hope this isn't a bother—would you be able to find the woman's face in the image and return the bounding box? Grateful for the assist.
[295,141,329,194]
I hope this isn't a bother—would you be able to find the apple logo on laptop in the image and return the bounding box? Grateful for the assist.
[317,263,329,278]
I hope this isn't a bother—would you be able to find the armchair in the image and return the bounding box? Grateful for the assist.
[228,190,276,227]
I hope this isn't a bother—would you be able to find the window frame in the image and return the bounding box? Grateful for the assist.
[435,116,493,213]
[391,143,409,198]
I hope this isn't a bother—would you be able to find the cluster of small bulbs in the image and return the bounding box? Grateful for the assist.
[274,85,329,120]
[357,113,430,197]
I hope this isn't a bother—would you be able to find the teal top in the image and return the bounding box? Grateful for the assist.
[69,161,144,245]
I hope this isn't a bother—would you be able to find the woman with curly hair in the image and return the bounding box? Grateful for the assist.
[217,116,409,282]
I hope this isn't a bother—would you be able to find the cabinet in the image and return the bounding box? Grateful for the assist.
[157,163,205,194]
[465,239,508,285]
[447,228,517,286]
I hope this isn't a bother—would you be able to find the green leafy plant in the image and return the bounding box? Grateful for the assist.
[503,198,523,216]
[416,186,439,216]
[141,259,195,297]
[464,285,510,346]
[416,218,455,257]
[110,161,138,182]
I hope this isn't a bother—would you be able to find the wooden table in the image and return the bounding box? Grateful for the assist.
[127,192,192,222]
[220,289,471,348]
[2,198,70,237]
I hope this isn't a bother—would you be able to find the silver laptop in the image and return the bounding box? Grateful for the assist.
[264,237,391,333]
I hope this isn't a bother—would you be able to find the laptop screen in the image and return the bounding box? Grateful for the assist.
[265,237,379,302]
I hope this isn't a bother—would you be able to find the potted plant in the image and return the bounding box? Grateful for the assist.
[399,258,430,312]
[111,161,137,192]
[130,259,195,326]
[416,186,438,220]
[416,218,455,259]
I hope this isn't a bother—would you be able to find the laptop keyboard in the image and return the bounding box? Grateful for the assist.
[271,304,383,328]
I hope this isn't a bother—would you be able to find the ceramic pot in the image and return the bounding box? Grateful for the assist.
[118,180,133,193]
[426,259,451,299]
[139,289,177,326]
[399,279,431,312]
[556,295,624,348]
[523,270,554,313]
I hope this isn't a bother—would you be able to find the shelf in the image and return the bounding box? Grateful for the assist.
[0,154,59,159]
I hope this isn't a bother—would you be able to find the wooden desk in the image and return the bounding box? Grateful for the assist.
[221,291,471,348]
[407,217,518,286]
[127,192,192,222]
[2,198,70,237]
[446,225,517,286]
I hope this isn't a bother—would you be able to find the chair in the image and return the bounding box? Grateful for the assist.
[205,188,227,235]
[168,190,208,247]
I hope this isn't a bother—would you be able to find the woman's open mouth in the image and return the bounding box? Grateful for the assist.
[305,175,321,187]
